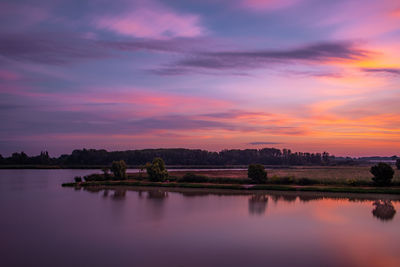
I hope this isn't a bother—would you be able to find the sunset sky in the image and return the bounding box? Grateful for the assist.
[0,0,399,156]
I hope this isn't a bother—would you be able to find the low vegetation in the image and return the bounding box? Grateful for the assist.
[145,157,169,182]
[179,173,252,184]
[370,163,394,186]
[248,164,267,183]
[111,160,127,179]
[64,160,400,195]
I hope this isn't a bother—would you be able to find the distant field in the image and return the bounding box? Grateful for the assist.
[168,166,400,183]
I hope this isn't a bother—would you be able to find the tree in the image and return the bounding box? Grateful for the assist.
[145,157,168,182]
[396,159,400,170]
[248,164,267,183]
[102,167,110,179]
[111,160,127,179]
[370,163,394,186]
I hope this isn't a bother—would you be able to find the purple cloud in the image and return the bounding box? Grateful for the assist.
[0,33,109,65]
[152,41,370,74]
[248,142,282,145]
[362,68,400,75]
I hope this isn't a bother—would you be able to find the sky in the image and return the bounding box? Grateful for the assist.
[0,0,399,157]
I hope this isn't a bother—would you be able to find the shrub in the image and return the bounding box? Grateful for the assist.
[74,176,82,183]
[179,173,208,183]
[101,167,110,179]
[269,176,294,184]
[296,178,318,185]
[83,173,105,181]
[111,160,127,180]
[248,164,267,184]
[208,177,252,184]
[370,163,394,186]
[346,178,358,186]
[396,159,400,170]
[145,157,169,182]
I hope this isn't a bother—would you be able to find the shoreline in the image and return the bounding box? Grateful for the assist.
[62,180,400,195]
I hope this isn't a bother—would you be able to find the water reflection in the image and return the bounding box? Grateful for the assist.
[248,194,269,215]
[271,194,297,203]
[372,200,396,221]
[147,190,168,199]
[2,166,400,267]
[112,189,126,200]
[76,186,398,221]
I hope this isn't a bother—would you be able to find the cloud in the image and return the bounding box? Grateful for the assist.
[248,141,282,145]
[0,70,20,81]
[0,32,216,65]
[100,37,212,53]
[0,33,109,65]
[93,4,205,39]
[156,41,370,74]
[240,0,302,11]
[362,68,400,76]
[0,2,51,30]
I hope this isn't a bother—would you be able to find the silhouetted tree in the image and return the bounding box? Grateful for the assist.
[11,152,29,164]
[370,163,394,186]
[111,160,127,179]
[248,164,267,183]
[145,157,169,182]
[396,159,400,170]
[0,148,340,166]
[101,167,110,179]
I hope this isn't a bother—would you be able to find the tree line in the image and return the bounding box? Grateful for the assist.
[0,148,336,166]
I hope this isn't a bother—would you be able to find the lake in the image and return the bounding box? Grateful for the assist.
[1,169,399,267]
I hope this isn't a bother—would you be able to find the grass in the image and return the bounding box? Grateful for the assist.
[62,166,400,195]
[165,166,400,183]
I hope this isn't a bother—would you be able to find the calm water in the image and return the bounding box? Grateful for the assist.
[1,169,400,267]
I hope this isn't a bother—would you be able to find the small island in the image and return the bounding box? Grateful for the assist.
[63,157,400,195]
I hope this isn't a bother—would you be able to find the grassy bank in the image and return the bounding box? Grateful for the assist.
[62,180,400,195]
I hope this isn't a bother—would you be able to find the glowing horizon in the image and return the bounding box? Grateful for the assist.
[0,0,399,157]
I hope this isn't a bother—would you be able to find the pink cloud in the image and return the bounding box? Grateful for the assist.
[240,0,302,10]
[0,70,20,81]
[94,4,205,39]
[0,2,50,29]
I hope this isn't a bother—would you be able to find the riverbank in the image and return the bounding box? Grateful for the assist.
[62,180,400,195]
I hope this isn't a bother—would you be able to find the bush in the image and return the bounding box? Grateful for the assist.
[179,173,208,183]
[83,173,105,182]
[370,163,394,186]
[146,157,169,182]
[111,160,127,180]
[296,178,318,185]
[269,176,294,184]
[101,167,110,179]
[74,176,82,183]
[396,159,400,170]
[248,164,267,184]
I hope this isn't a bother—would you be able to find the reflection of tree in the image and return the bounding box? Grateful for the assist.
[103,189,109,197]
[112,189,126,200]
[248,194,268,215]
[271,194,297,203]
[84,187,102,193]
[298,195,324,202]
[147,190,168,199]
[372,200,396,221]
